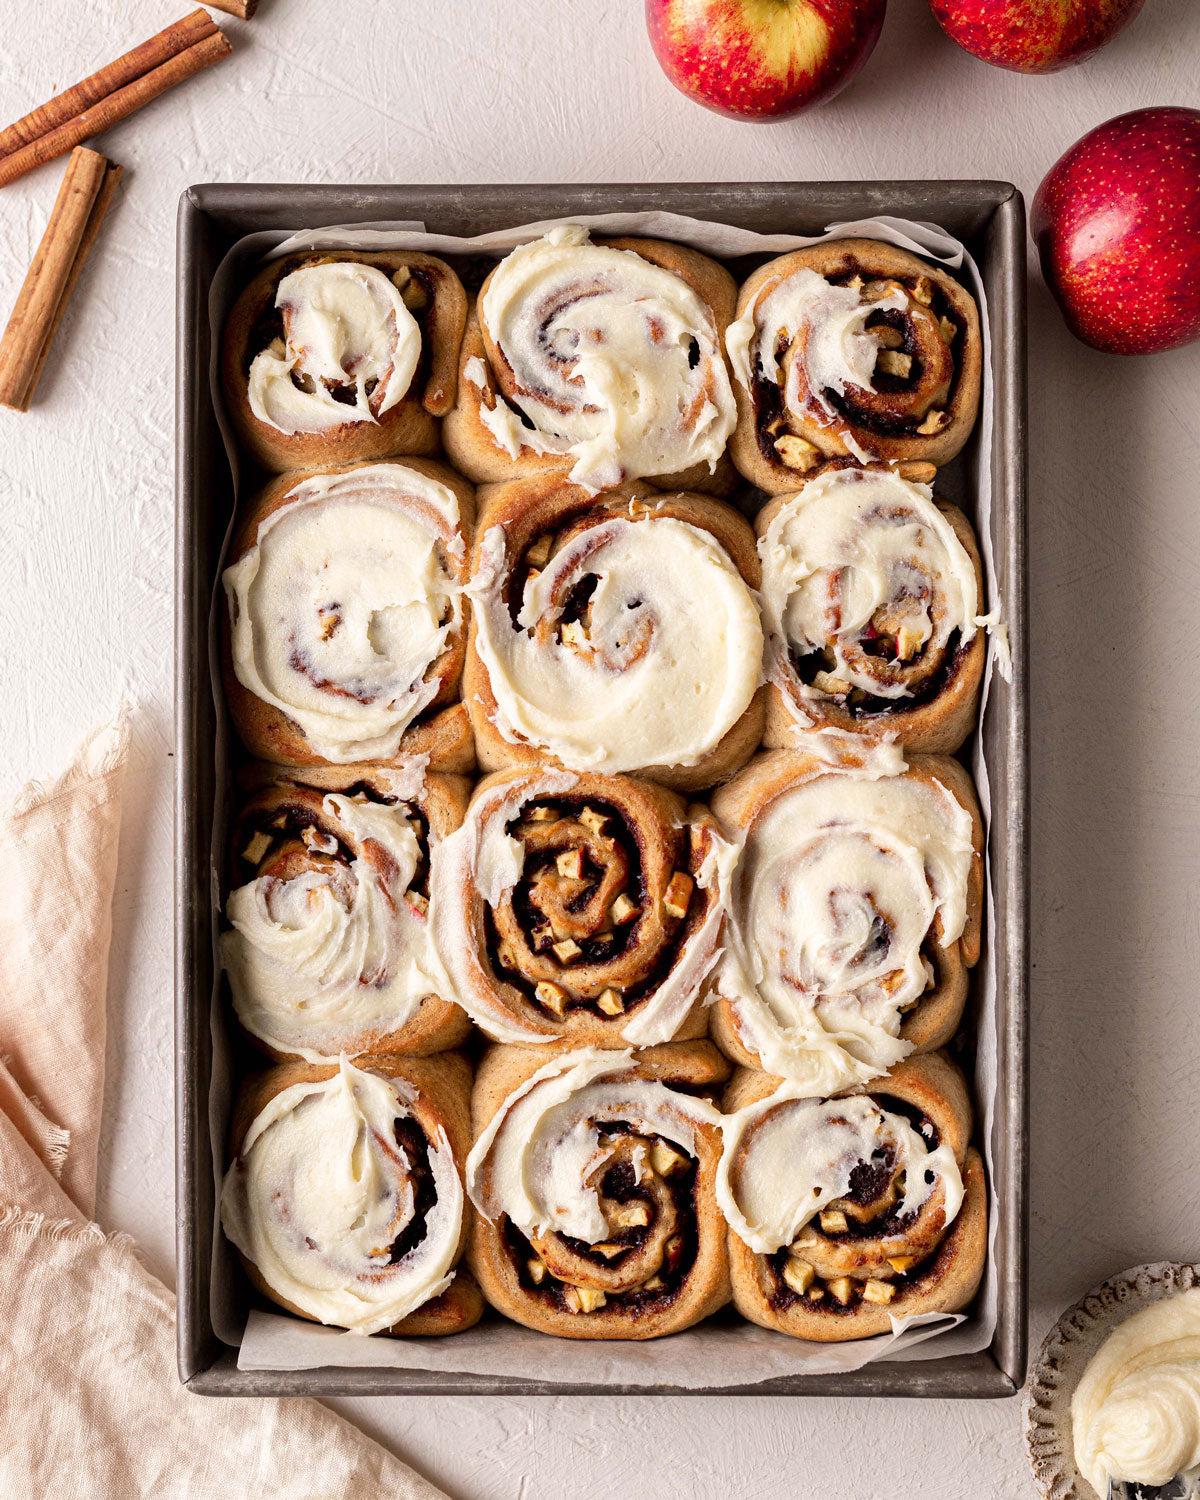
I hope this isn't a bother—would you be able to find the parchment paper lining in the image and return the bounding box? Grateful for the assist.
[202,210,1005,1385]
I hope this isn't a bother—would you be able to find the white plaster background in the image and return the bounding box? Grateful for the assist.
[1,0,1198,1494]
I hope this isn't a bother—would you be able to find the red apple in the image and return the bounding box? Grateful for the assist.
[928,0,1144,73]
[645,0,887,121]
[1033,107,1200,355]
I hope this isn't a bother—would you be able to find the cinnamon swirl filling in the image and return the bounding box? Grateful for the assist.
[714,755,978,1094]
[759,465,983,728]
[221,765,458,1061]
[726,242,981,479]
[221,1058,466,1335]
[469,504,762,777]
[247,260,423,435]
[719,1085,964,1315]
[223,462,467,763]
[467,1048,724,1320]
[431,770,732,1046]
[473,225,736,490]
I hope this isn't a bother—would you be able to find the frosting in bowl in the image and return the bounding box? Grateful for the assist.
[220,1058,463,1335]
[469,511,762,775]
[223,463,464,763]
[478,225,736,490]
[1073,1289,1200,1494]
[247,261,421,434]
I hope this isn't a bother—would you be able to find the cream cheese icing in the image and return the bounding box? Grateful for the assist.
[222,790,441,1061]
[758,466,980,721]
[465,1048,719,1242]
[1073,1290,1200,1495]
[247,261,421,434]
[716,761,975,1095]
[716,1084,963,1256]
[220,1058,463,1335]
[468,512,762,775]
[223,464,464,763]
[727,268,907,464]
[478,225,736,490]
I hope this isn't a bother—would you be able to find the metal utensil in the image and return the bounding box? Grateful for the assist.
[1108,1476,1200,1500]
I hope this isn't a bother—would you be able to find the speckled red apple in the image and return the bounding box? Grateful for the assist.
[1033,107,1200,355]
[645,0,887,121]
[928,0,1144,73]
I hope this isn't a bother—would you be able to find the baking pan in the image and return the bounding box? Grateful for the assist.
[175,181,1028,1397]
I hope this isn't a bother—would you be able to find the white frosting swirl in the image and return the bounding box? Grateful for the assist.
[727,268,906,464]
[717,762,975,1094]
[716,1085,963,1255]
[1073,1290,1200,1495]
[466,1048,719,1242]
[221,786,441,1061]
[220,1058,464,1335]
[469,512,762,774]
[759,466,979,719]
[247,262,421,434]
[478,225,736,490]
[223,464,464,763]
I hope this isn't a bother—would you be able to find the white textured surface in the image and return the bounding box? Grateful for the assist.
[2,0,1199,1493]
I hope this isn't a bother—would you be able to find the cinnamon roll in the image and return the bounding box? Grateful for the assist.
[221,458,475,771]
[727,239,982,489]
[717,1052,986,1340]
[463,476,765,792]
[466,1042,731,1339]
[222,250,467,472]
[429,768,732,1047]
[709,748,983,1095]
[221,1053,483,1336]
[758,464,987,753]
[441,225,738,494]
[221,762,471,1062]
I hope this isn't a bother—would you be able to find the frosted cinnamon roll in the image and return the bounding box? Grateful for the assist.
[221,1054,483,1336]
[463,476,765,792]
[727,239,982,489]
[221,458,475,772]
[466,1042,731,1339]
[758,464,987,754]
[430,768,733,1047]
[442,225,737,494]
[222,250,467,472]
[221,762,471,1062]
[718,1052,986,1340]
[709,749,983,1095]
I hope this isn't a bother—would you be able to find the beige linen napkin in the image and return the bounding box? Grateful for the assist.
[0,720,446,1500]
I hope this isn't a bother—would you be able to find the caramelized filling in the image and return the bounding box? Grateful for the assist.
[501,1123,701,1313]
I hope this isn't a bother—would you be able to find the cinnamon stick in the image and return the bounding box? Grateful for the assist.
[0,147,123,412]
[0,9,216,159]
[0,13,231,190]
[205,0,260,17]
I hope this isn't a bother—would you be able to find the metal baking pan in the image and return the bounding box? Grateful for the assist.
[175,181,1028,1397]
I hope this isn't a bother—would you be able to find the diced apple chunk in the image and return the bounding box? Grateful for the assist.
[662,871,694,920]
[782,1258,815,1296]
[535,980,567,1016]
[564,1286,607,1314]
[597,988,625,1017]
